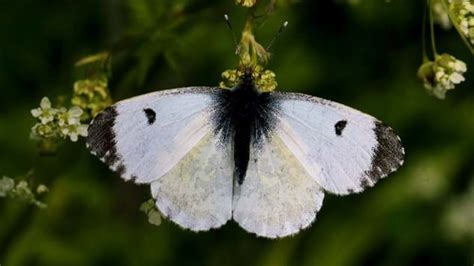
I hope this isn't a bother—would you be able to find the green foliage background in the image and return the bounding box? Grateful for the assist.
[0,0,473,265]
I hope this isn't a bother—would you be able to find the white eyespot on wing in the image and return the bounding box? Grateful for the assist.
[151,132,233,231]
[273,92,405,195]
[86,87,219,184]
[232,134,324,239]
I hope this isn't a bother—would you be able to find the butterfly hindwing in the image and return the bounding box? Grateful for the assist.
[272,92,405,195]
[87,87,220,184]
[233,133,325,238]
[151,132,233,231]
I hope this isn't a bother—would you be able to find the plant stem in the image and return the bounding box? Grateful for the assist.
[422,0,429,62]
[429,0,439,57]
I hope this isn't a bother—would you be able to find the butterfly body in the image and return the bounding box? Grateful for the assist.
[86,70,404,238]
[213,73,279,184]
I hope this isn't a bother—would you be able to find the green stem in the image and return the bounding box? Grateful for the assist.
[429,0,439,57]
[440,0,474,55]
[422,0,429,62]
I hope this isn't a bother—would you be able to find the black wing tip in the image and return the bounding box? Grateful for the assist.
[361,121,405,188]
[86,106,119,165]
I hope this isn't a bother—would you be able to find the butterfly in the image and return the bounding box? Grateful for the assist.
[86,67,404,238]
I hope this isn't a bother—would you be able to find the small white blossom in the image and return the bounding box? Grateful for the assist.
[61,124,88,142]
[31,97,88,142]
[67,106,83,124]
[0,176,47,208]
[418,53,467,99]
[433,54,467,89]
[452,59,467,72]
[31,97,57,124]
[451,0,474,44]
[36,184,49,194]
[0,176,15,197]
[236,0,257,7]
[56,107,68,126]
[31,123,56,139]
[57,106,83,126]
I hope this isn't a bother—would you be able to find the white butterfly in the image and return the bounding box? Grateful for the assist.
[86,68,404,238]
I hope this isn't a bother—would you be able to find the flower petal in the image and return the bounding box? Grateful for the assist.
[454,60,467,72]
[68,106,83,117]
[450,73,465,84]
[31,108,41,117]
[78,125,89,137]
[40,97,51,109]
[69,133,79,142]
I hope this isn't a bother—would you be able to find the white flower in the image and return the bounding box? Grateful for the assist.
[58,106,87,142]
[236,0,257,7]
[0,176,15,197]
[450,0,474,44]
[418,53,468,99]
[449,72,465,83]
[56,107,68,126]
[61,124,88,142]
[453,59,467,72]
[36,184,49,194]
[31,123,56,139]
[57,106,83,126]
[31,97,57,124]
[30,96,89,142]
[67,106,83,125]
[1,177,47,208]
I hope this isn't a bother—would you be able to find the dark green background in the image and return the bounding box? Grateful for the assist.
[0,0,473,265]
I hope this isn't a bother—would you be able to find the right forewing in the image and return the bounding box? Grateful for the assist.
[273,92,404,195]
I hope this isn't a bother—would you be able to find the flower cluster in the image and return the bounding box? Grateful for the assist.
[72,77,112,119]
[0,176,48,208]
[31,97,88,142]
[140,199,162,226]
[418,53,467,99]
[450,0,474,44]
[236,0,257,8]
[220,64,277,92]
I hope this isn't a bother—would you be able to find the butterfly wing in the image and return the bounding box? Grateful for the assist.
[272,92,405,195]
[151,131,233,231]
[232,133,325,238]
[232,92,404,237]
[87,87,234,230]
[87,87,219,184]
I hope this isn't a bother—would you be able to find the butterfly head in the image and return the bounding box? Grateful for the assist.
[239,66,255,87]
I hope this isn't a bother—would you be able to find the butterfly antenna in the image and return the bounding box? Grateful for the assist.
[224,14,241,55]
[266,21,289,52]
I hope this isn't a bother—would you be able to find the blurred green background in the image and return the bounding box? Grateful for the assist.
[0,0,473,265]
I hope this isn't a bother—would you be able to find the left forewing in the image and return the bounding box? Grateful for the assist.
[86,87,218,184]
